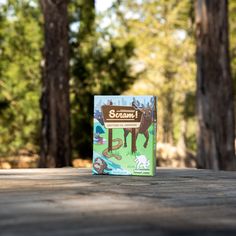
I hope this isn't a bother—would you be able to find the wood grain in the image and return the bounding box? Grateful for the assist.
[0,168,236,235]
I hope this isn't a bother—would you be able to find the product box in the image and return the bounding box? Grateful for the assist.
[93,95,157,176]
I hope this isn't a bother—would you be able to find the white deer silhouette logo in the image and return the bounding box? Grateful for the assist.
[135,155,150,169]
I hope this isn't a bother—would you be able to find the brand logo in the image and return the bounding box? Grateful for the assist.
[135,155,150,170]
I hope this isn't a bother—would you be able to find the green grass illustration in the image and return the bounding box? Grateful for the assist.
[94,124,155,175]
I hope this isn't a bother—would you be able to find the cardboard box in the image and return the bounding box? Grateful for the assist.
[93,95,157,176]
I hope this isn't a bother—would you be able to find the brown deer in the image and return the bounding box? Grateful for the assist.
[124,107,153,152]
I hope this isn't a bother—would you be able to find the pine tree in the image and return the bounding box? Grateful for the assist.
[0,0,42,155]
[70,0,137,158]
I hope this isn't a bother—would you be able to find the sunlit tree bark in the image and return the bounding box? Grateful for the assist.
[195,0,236,170]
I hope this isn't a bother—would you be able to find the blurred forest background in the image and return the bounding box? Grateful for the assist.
[0,0,236,169]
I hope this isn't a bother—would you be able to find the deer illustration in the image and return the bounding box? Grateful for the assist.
[124,107,153,152]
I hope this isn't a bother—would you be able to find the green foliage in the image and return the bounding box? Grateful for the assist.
[0,0,235,159]
[111,0,196,150]
[69,0,137,158]
[0,0,137,158]
[0,0,42,155]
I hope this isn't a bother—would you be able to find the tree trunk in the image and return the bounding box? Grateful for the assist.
[195,0,236,170]
[39,0,71,167]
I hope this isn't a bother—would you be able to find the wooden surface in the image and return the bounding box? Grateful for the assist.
[0,168,236,236]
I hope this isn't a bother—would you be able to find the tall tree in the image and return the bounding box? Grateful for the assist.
[70,0,136,158]
[0,0,42,155]
[195,0,236,170]
[39,0,71,167]
[114,0,196,148]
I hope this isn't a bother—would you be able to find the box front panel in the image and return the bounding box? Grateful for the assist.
[93,96,157,176]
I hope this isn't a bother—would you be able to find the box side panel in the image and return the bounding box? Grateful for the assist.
[152,96,157,176]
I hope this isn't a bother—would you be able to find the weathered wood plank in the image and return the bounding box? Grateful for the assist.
[0,168,236,236]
